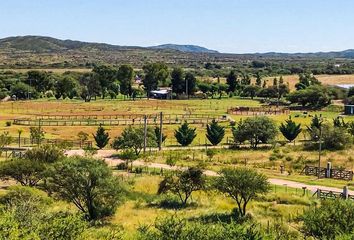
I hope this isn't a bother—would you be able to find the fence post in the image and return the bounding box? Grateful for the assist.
[317,189,321,199]
[342,186,349,200]
[326,162,332,178]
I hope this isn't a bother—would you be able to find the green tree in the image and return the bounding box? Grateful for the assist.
[197,82,211,96]
[26,70,53,93]
[215,168,270,216]
[242,85,261,99]
[301,200,354,239]
[217,83,228,99]
[0,186,87,239]
[240,73,251,85]
[295,73,321,90]
[0,131,12,151]
[55,76,78,99]
[25,144,64,163]
[286,85,331,109]
[232,117,278,148]
[206,120,225,146]
[79,72,101,102]
[158,167,205,205]
[154,126,167,149]
[321,125,351,150]
[226,70,238,93]
[309,114,323,130]
[92,65,117,99]
[255,72,262,86]
[143,62,169,96]
[11,82,39,99]
[0,145,64,186]
[117,64,134,97]
[171,67,185,95]
[348,121,354,136]
[111,126,156,156]
[0,158,45,186]
[184,72,197,96]
[44,156,125,221]
[174,122,197,146]
[279,119,302,143]
[93,124,110,149]
[30,126,45,145]
[277,83,290,99]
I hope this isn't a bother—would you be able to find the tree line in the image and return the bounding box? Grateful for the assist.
[89,114,354,156]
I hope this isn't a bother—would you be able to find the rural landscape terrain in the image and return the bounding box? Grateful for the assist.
[1,9,354,239]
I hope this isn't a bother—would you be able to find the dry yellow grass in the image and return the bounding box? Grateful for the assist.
[265,74,354,90]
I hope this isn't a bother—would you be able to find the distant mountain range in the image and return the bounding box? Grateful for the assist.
[150,44,218,53]
[0,35,354,68]
[0,36,218,54]
[1,35,353,57]
[252,50,354,59]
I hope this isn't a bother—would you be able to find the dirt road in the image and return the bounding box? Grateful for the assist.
[66,149,354,195]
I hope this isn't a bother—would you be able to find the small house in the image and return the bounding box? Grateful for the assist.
[150,88,172,99]
[344,105,354,115]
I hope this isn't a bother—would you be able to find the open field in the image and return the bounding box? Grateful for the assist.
[198,74,354,91]
[0,89,353,239]
[265,74,354,90]
[0,97,353,142]
[100,174,316,239]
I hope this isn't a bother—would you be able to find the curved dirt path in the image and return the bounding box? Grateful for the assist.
[66,149,354,195]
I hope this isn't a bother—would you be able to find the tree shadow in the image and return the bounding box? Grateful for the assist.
[146,196,198,210]
[188,212,236,224]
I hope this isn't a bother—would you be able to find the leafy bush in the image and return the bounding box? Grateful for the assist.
[44,157,126,221]
[158,167,205,206]
[0,186,87,240]
[112,126,156,156]
[301,200,354,239]
[232,116,278,148]
[306,124,352,150]
[137,215,263,240]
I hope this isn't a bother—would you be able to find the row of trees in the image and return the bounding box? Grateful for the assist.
[92,121,225,154]
[91,115,354,154]
[158,167,269,216]
[1,64,198,101]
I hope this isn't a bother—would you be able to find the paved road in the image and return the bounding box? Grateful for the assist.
[66,149,354,195]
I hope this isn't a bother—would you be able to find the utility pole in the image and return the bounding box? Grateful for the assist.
[318,125,322,179]
[159,112,163,151]
[27,78,32,100]
[143,115,147,154]
[185,78,188,99]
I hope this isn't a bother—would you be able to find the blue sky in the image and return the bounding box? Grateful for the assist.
[0,0,353,53]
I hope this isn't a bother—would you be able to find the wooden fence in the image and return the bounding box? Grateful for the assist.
[301,165,353,181]
[227,106,290,115]
[301,166,327,178]
[8,137,92,148]
[313,189,354,201]
[13,113,228,126]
